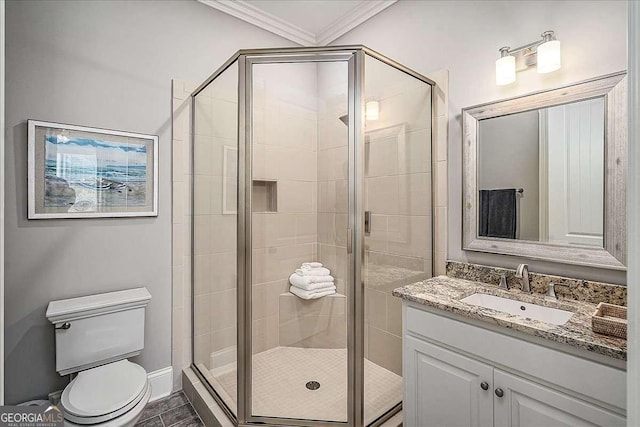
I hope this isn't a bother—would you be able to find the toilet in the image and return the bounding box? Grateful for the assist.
[46,288,152,427]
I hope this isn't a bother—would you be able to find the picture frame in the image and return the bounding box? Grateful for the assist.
[28,120,159,219]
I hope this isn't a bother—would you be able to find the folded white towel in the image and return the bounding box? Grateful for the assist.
[290,280,335,292]
[289,273,334,289]
[293,282,335,292]
[289,285,336,300]
[302,262,323,269]
[295,267,331,276]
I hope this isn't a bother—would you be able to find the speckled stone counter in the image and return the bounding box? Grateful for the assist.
[393,275,627,361]
[447,261,627,306]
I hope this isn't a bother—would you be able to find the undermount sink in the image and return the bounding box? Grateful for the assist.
[460,293,574,325]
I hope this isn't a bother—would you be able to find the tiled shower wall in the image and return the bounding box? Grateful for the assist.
[277,61,366,351]
[361,62,447,376]
[172,75,240,388]
[250,62,321,352]
[316,61,349,300]
[191,67,240,372]
[286,61,352,350]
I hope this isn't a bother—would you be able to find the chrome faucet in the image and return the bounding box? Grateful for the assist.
[498,274,509,290]
[515,264,531,293]
[546,282,568,301]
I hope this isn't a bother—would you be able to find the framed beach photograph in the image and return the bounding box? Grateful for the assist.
[28,120,158,219]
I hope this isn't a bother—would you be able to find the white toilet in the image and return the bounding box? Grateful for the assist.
[46,288,152,427]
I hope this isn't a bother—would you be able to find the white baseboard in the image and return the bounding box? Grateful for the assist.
[148,366,173,402]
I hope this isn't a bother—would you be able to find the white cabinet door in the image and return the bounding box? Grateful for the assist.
[494,370,625,427]
[404,336,494,427]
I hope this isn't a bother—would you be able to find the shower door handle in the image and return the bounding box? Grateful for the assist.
[364,211,372,235]
[347,228,353,254]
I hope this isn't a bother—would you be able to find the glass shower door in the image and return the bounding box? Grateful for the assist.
[361,54,433,424]
[246,57,352,424]
[192,61,239,417]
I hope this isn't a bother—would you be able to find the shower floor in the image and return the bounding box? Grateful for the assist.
[204,346,402,424]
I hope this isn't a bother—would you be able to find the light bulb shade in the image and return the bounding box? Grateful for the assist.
[365,101,379,121]
[495,55,516,86]
[537,40,561,73]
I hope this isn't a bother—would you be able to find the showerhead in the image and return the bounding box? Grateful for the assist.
[338,114,349,126]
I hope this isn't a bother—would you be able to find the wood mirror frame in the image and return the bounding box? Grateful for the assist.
[462,72,627,270]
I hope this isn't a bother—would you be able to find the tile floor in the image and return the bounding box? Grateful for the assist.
[136,391,204,427]
[202,346,402,424]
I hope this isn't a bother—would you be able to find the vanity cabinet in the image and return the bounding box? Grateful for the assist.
[403,304,626,427]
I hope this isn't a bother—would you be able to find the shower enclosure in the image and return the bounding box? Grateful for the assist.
[190,46,434,427]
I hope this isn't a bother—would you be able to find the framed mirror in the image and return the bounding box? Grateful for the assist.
[462,72,627,270]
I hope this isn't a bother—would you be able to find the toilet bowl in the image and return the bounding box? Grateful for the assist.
[46,288,153,427]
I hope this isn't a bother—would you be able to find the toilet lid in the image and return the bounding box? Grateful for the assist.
[62,359,147,418]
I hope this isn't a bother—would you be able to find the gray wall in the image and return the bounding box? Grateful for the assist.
[333,0,627,284]
[4,0,292,404]
[478,111,540,241]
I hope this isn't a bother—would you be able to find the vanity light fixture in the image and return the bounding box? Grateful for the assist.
[495,30,561,86]
[365,101,379,121]
[495,47,516,86]
[537,31,562,73]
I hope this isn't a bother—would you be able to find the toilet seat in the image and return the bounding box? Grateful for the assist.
[61,359,148,425]
[63,383,151,427]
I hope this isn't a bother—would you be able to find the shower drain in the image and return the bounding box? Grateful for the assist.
[306,381,321,390]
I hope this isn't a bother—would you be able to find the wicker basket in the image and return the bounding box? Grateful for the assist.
[591,302,627,339]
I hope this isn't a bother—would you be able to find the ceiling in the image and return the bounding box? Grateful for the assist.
[198,0,398,46]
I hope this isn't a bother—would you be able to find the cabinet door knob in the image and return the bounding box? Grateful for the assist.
[495,388,504,398]
[480,381,489,391]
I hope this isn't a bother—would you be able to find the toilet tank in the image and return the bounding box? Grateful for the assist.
[46,287,152,376]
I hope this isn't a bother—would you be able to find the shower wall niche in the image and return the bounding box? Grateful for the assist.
[188,46,435,427]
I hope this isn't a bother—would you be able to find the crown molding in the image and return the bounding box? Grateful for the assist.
[198,0,316,46]
[316,0,397,46]
[198,0,397,46]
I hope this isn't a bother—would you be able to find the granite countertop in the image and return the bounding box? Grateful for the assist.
[393,276,627,361]
[364,263,428,293]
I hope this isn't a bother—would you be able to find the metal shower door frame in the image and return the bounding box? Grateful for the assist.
[238,48,361,427]
[190,45,436,427]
